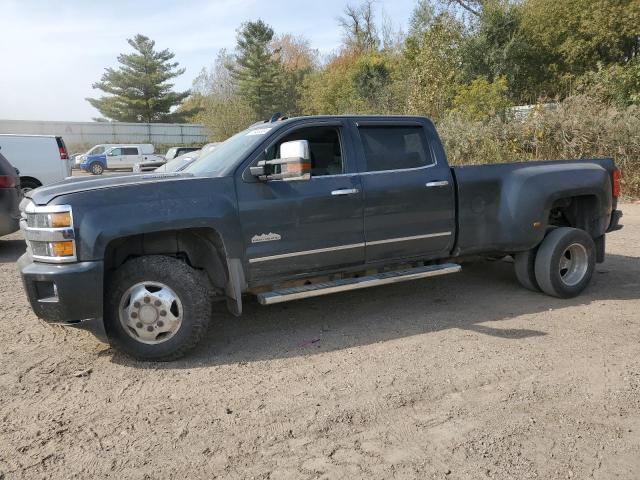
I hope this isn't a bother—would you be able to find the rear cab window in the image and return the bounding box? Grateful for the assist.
[358,126,434,172]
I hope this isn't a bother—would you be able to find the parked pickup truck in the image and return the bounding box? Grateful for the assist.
[80,145,163,175]
[18,116,623,360]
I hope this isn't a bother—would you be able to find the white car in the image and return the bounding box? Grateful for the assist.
[0,134,71,192]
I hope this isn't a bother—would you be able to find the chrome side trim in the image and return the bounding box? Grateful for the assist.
[258,263,462,305]
[248,232,452,263]
[367,231,451,246]
[248,242,366,264]
[359,163,436,175]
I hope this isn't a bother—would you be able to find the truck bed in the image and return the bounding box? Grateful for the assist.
[452,158,617,256]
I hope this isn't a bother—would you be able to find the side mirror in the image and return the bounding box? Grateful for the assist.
[250,140,311,182]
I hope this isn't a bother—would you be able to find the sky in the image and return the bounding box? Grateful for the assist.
[0,0,417,122]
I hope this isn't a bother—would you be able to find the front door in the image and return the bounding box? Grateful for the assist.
[236,123,365,283]
[105,148,122,169]
[354,122,456,263]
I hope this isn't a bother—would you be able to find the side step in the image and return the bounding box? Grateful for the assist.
[257,263,461,305]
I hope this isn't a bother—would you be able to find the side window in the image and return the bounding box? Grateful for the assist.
[109,148,122,156]
[359,126,434,172]
[265,126,343,177]
[123,147,138,155]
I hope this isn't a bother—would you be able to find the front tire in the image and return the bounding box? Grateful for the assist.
[89,162,104,175]
[534,227,596,298]
[105,255,212,361]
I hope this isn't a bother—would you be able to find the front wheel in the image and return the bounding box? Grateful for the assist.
[89,162,104,175]
[105,255,212,361]
[534,227,596,298]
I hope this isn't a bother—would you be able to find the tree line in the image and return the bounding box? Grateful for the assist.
[88,0,639,131]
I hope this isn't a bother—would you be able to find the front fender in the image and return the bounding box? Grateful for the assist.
[50,177,243,261]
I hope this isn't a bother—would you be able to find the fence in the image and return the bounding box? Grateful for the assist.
[0,119,208,151]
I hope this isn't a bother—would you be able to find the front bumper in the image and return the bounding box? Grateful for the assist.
[18,253,106,339]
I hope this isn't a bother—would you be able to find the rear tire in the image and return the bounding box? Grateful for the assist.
[89,162,104,175]
[105,255,212,361]
[534,227,595,298]
[514,248,540,292]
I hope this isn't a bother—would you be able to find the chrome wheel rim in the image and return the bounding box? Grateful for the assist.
[559,243,589,287]
[118,281,183,344]
[91,164,102,174]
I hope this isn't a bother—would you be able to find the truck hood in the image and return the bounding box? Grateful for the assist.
[28,172,194,205]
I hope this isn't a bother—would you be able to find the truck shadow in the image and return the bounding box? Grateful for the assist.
[111,252,640,369]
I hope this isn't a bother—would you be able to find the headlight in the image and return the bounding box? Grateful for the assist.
[21,203,76,263]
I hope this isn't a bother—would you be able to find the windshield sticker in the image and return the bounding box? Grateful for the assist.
[246,127,272,136]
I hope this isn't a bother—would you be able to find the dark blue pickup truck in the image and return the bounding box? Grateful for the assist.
[18,116,623,360]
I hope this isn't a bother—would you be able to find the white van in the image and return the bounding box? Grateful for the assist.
[0,134,71,192]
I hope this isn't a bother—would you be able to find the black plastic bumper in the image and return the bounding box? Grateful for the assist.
[607,209,623,232]
[18,254,105,338]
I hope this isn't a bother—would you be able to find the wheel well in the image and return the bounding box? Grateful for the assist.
[547,195,601,236]
[104,228,228,291]
[19,176,42,187]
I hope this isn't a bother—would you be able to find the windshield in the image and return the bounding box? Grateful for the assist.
[156,152,200,172]
[185,126,271,176]
[88,146,106,155]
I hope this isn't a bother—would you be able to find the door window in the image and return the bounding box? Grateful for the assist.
[109,148,122,156]
[122,147,138,155]
[359,126,434,172]
[265,126,343,177]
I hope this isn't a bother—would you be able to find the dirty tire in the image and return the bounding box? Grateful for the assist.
[514,248,540,292]
[534,227,595,299]
[105,255,212,361]
[89,162,104,175]
[20,179,41,195]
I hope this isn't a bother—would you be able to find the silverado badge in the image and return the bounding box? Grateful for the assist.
[251,232,282,243]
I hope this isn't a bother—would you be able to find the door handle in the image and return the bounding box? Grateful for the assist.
[331,188,360,196]
[426,181,449,188]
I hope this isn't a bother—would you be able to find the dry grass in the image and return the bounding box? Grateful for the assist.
[438,95,640,198]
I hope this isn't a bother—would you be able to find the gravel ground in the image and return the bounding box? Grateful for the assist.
[1,203,639,480]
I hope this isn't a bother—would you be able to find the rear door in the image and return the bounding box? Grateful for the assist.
[121,147,140,168]
[353,120,456,263]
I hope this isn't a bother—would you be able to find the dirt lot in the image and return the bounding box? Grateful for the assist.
[1,203,639,480]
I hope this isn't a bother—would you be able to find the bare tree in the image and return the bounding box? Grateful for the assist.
[338,1,380,53]
[447,0,487,17]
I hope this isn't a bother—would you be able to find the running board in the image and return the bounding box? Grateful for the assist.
[257,263,461,305]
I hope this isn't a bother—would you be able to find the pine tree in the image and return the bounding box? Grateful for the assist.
[229,20,282,119]
[87,35,191,123]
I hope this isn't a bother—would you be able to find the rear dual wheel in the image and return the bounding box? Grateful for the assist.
[514,227,596,298]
